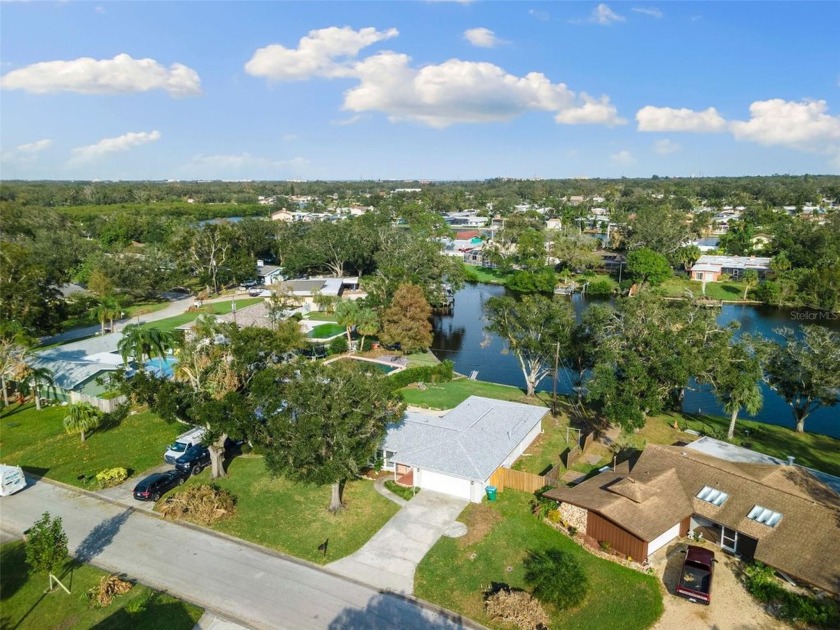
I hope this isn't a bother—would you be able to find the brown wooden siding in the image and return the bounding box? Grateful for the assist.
[587,512,648,560]
[679,516,690,537]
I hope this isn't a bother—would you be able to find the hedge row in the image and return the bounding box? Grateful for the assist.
[388,360,454,390]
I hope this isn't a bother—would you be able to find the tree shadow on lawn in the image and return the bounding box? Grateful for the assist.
[0,541,30,601]
[90,591,199,630]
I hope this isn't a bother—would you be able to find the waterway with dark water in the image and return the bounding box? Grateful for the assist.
[431,283,840,438]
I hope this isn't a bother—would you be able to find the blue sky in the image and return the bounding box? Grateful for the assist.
[1,1,838,180]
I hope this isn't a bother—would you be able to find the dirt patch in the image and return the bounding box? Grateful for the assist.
[458,504,502,547]
[651,541,786,630]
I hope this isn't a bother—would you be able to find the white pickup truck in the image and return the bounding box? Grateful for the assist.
[163,427,206,465]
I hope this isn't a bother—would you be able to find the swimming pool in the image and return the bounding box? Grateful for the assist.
[145,356,178,379]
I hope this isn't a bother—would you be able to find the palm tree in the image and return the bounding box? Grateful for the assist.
[96,296,122,334]
[118,325,174,367]
[26,364,55,411]
[63,402,102,443]
[335,300,360,352]
[355,307,380,353]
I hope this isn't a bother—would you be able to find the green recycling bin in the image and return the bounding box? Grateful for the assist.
[485,485,497,501]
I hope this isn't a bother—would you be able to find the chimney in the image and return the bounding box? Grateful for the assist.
[786,455,795,466]
[257,260,264,268]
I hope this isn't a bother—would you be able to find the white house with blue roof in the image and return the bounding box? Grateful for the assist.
[381,396,547,503]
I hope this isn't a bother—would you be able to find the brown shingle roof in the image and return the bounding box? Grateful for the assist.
[545,444,840,594]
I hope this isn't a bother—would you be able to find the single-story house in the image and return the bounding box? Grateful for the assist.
[380,397,547,503]
[256,261,285,285]
[29,335,126,410]
[274,277,362,302]
[544,439,840,594]
[689,255,772,282]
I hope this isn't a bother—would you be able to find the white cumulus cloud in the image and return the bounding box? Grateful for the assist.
[587,4,626,25]
[653,138,680,155]
[610,150,636,165]
[632,7,663,18]
[244,26,398,81]
[342,53,625,128]
[729,99,840,151]
[16,139,52,153]
[0,54,201,97]
[636,105,728,132]
[70,130,161,163]
[464,27,505,48]
[529,9,550,21]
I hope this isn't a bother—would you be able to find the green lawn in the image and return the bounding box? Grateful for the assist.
[138,298,263,333]
[512,410,574,475]
[307,323,345,339]
[399,378,543,409]
[0,541,202,630]
[415,491,663,630]
[659,277,747,301]
[124,300,170,318]
[304,311,338,322]
[462,264,512,285]
[0,404,181,486]
[168,457,399,564]
[403,352,440,368]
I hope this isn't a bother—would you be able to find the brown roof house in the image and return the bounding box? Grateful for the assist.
[544,438,840,594]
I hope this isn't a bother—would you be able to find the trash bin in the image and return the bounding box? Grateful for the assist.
[485,485,497,501]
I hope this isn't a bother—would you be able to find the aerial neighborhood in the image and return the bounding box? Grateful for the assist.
[2,3,840,630]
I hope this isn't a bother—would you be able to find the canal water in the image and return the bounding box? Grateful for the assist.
[431,283,840,438]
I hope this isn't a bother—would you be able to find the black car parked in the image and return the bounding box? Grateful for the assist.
[133,470,187,501]
[175,444,211,476]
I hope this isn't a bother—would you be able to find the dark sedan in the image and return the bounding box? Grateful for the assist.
[133,469,187,501]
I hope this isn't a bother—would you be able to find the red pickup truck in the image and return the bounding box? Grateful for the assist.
[676,545,716,605]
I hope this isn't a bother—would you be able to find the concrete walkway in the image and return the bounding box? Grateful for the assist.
[328,490,468,594]
[373,476,408,507]
[0,479,475,629]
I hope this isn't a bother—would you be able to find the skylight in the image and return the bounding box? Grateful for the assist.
[747,505,782,527]
[696,485,729,506]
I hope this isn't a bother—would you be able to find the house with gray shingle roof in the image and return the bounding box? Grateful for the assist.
[381,396,547,503]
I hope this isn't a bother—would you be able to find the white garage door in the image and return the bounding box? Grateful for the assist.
[647,522,681,557]
[417,470,472,501]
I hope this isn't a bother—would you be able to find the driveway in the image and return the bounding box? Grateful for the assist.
[0,479,476,630]
[651,542,785,630]
[328,490,468,594]
[96,463,175,512]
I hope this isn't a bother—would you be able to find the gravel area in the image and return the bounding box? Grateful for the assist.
[651,541,786,630]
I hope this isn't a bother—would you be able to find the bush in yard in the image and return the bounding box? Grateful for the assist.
[88,574,133,608]
[742,562,840,627]
[387,360,454,390]
[24,512,68,590]
[93,467,129,489]
[586,279,614,296]
[484,587,549,630]
[158,484,236,525]
[524,548,589,611]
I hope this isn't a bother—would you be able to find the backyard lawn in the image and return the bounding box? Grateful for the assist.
[658,277,747,301]
[415,491,663,630]
[166,456,400,564]
[303,311,338,322]
[0,404,181,486]
[307,323,345,338]
[0,541,202,630]
[137,298,263,333]
[399,378,542,410]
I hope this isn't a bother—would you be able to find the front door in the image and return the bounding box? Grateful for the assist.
[721,526,738,553]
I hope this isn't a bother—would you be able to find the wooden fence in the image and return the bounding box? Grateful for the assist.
[69,392,126,413]
[488,467,549,494]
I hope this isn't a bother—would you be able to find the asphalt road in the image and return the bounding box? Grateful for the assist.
[0,479,476,630]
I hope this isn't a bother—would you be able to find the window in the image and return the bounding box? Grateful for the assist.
[696,485,729,506]
[747,505,782,527]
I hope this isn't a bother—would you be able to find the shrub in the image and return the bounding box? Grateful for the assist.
[484,588,549,630]
[524,548,589,611]
[94,467,129,489]
[384,480,420,501]
[599,540,612,552]
[88,574,133,608]
[586,279,614,296]
[158,484,236,525]
[387,360,454,390]
[328,335,348,355]
[546,509,564,525]
[567,525,577,537]
[742,562,840,627]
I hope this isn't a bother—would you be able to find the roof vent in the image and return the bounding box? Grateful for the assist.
[786,455,795,466]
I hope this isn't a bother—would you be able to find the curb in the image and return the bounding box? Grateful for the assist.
[18,473,487,629]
